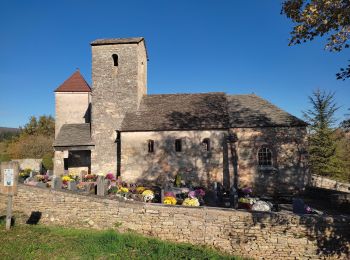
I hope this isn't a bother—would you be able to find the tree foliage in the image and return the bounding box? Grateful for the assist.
[303,89,341,176]
[282,0,350,80]
[7,115,55,159]
[21,115,55,137]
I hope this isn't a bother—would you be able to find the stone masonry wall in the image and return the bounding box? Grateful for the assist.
[91,41,147,175]
[121,130,227,186]
[310,174,350,193]
[121,127,309,194]
[0,185,349,259]
[234,126,309,194]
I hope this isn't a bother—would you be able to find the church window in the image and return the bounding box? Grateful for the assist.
[175,139,182,152]
[112,54,118,66]
[148,140,154,153]
[258,146,272,166]
[202,138,210,151]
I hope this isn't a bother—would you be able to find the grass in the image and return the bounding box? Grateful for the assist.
[0,220,242,259]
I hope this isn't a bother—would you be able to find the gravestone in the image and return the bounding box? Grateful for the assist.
[68,181,77,191]
[36,182,47,188]
[97,176,106,196]
[46,170,54,176]
[52,176,62,190]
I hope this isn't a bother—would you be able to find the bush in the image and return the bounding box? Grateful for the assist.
[42,153,53,170]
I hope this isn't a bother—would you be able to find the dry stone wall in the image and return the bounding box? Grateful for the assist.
[0,184,349,259]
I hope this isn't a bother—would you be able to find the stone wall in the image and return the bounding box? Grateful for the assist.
[233,126,309,194]
[55,92,91,138]
[91,40,147,175]
[121,130,227,186]
[0,184,349,259]
[11,158,43,172]
[121,126,309,194]
[310,174,350,193]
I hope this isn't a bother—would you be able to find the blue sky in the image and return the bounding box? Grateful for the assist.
[0,0,349,128]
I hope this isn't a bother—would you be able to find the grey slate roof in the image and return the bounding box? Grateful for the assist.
[121,93,306,131]
[90,37,144,46]
[121,93,229,131]
[227,94,307,127]
[53,123,93,147]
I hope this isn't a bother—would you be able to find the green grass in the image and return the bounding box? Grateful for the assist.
[0,221,242,259]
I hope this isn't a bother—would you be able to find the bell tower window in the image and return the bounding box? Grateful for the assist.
[112,54,118,66]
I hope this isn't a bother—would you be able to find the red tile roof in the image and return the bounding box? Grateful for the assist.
[55,71,91,92]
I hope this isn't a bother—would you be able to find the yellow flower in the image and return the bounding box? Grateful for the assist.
[62,175,74,182]
[136,186,146,194]
[118,187,129,193]
[142,190,154,196]
[163,196,177,205]
[182,198,200,207]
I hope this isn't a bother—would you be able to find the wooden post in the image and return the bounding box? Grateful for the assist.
[6,195,13,230]
[0,161,19,230]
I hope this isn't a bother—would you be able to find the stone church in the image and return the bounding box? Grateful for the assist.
[53,37,309,194]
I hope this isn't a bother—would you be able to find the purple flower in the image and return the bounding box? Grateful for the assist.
[195,189,205,197]
[188,191,196,199]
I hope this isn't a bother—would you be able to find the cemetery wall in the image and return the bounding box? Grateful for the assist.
[11,159,42,172]
[0,184,349,259]
[310,174,350,193]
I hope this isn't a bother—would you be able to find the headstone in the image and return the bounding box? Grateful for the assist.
[68,181,77,191]
[293,198,306,214]
[97,176,106,196]
[46,170,54,176]
[36,182,47,188]
[52,176,62,190]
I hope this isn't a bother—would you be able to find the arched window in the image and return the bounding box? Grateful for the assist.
[148,140,154,153]
[258,147,272,166]
[202,138,210,151]
[112,54,118,66]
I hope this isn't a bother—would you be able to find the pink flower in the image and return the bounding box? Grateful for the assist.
[188,191,196,199]
[106,173,116,181]
[164,191,175,198]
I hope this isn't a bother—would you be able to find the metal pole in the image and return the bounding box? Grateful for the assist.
[6,195,13,230]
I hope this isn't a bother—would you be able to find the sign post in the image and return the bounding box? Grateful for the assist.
[0,162,19,230]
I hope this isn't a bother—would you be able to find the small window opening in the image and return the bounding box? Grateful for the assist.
[112,54,118,66]
[202,138,210,151]
[258,147,273,166]
[175,139,182,152]
[148,140,154,153]
[63,158,69,170]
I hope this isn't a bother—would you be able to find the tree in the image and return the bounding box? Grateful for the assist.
[303,89,341,176]
[21,115,55,137]
[7,115,55,159]
[282,0,350,80]
[340,108,350,131]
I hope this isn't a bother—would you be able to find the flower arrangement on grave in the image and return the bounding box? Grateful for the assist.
[76,182,86,191]
[136,186,146,194]
[83,174,98,182]
[108,186,118,194]
[142,189,154,202]
[195,188,205,198]
[188,191,196,199]
[105,173,116,181]
[19,168,31,178]
[62,175,75,182]
[35,175,48,183]
[182,198,200,207]
[118,187,129,194]
[164,191,175,198]
[163,196,177,205]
